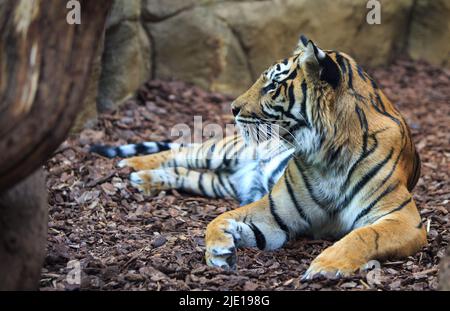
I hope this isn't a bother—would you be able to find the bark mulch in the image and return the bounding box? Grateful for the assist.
[41,58,450,291]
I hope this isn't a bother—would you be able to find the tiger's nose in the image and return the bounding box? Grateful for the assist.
[231,107,241,117]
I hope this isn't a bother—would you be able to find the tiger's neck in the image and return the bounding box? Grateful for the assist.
[293,126,355,174]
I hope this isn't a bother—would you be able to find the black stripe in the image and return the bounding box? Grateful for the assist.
[284,69,297,81]
[300,35,308,46]
[135,143,149,154]
[217,173,232,197]
[352,181,400,228]
[275,69,290,78]
[248,222,266,250]
[293,159,327,210]
[227,177,239,198]
[268,155,292,190]
[336,148,394,213]
[180,170,186,189]
[343,106,375,188]
[271,85,282,99]
[221,136,239,167]
[227,139,244,167]
[210,175,221,198]
[194,143,205,168]
[287,83,295,110]
[285,170,311,226]
[355,105,369,151]
[370,94,407,142]
[357,65,367,81]
[370,96,402,127]
[170,158,177,167]
[155,142,171,151]
[328,145,343,164]
[369,76,379,90]
[268,191,290,238]
[261,104,280,119]
[372,197,412,222]
[300,81,309,127]
[262,83,277,95]
[374,91,386,112]
[366,146,404,199]
[335,53,347,74]
[116,147,130,158]
[236,118,258,124]
[408,150,421,191]
[205,142,216,169]
[343,57,354,90]
[344,133,378,188]
[198,173,206,195]
[230,143,246,168]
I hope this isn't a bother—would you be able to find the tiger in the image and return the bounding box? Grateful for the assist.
[91,35,427,280]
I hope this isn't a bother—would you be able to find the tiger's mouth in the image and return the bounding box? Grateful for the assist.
[235,115,300,148]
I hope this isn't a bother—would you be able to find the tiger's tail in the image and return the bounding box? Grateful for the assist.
[89,140,184,158]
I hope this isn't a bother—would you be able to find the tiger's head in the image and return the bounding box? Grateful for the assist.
[232,35,371,163]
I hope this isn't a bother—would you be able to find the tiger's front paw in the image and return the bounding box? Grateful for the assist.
[205,219,242,269]
[302,246,366,280]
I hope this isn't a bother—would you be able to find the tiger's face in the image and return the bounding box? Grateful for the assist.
[232,35,342,154]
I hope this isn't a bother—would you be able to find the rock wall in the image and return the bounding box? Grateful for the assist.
[408,0,450,68]
[81,0,449,126]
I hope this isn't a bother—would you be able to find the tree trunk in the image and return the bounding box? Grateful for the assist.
[439,248,450,290]
[0,0,112,290]
[0,0,112,192]
[0,169,47,290]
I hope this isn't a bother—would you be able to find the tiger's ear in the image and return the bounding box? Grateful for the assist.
[293,34,310,54]
[300,40,340,89]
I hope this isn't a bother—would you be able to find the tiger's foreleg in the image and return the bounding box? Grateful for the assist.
[204,195,293,269]
[205,164,312,268]
[303,191,427,279]
[129,167,239,199]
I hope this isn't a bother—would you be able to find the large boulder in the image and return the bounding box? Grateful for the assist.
[142,0,414,96]
[145,6,253,95]
[408,0,450,67]
[71,31,104,133]
[97,0,151,112]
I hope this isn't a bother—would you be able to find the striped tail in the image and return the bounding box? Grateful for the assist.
[90,140,178,158]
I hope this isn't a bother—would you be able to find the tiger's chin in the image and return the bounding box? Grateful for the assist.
[234,119,262,146]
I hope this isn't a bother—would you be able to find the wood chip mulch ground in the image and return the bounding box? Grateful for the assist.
[41,58,450,291]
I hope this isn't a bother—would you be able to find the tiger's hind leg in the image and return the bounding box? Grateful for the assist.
[120,134,246,172]
[118,150,175,171]
[129,167,239,200]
